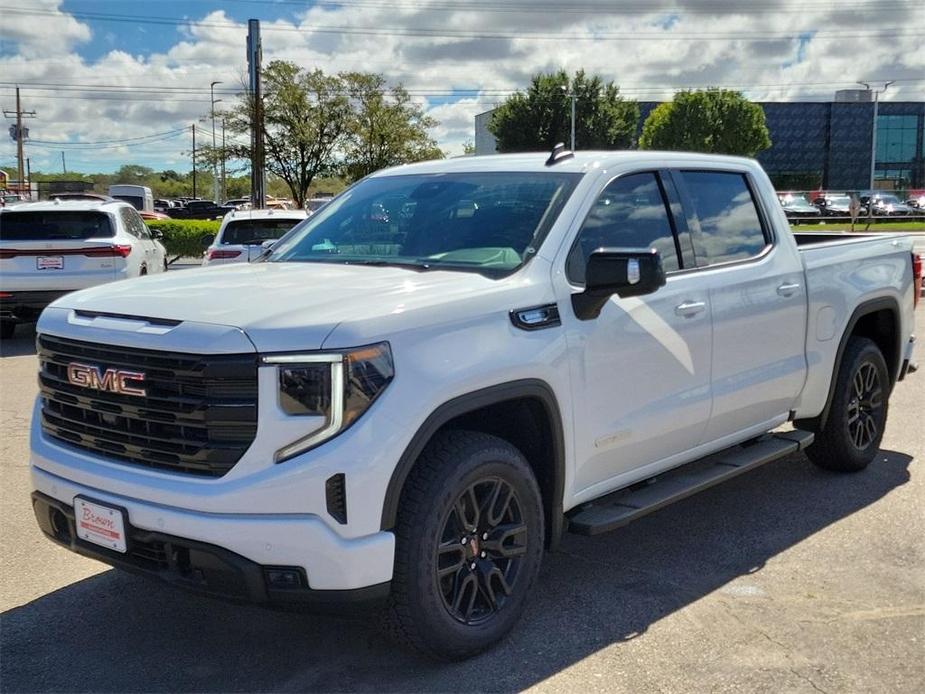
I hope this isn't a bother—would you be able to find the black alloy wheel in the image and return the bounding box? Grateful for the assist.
[437,477,527,625]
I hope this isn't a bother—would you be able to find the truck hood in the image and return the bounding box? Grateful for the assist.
[50,262,532,352]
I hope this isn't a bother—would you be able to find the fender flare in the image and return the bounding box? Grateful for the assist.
[379,378,566,548]
[797,296,901,431]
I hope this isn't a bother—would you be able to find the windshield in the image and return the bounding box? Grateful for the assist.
[875,194,901,204]
[0,211,114,241]
[112,195,144,211]
[221,218,304,245]
[268,172,582,275]
[826,195,851,205]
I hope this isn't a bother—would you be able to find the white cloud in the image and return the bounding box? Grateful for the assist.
[1,0,923,172]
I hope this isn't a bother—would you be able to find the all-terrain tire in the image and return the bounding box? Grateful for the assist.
[805,337,889,472]
[383,430,544,660]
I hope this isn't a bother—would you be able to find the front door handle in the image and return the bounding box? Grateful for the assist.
[777,282,801,297]
[675,301,706,317]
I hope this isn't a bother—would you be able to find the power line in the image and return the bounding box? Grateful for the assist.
[0,6,917,41]
[29,127,190,146]
[25,131,189,151]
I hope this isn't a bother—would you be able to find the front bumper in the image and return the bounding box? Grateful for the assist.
[0,290,73,323]
[32,492,389,608]
[31,465,395,601]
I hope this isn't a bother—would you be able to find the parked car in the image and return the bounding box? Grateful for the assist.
[168,199,235,220]
[0,199,167,338]
[139,210,171,221]
[861,192,915,216]
[779,194,822,222]
[304,196,333,213]
[223,198,252,210]
[905,195,925,210]
[109,184,154,213]
[202,209,308,266]
[812,193,854,217]
[25,152,919,659]
[154,198,177,213]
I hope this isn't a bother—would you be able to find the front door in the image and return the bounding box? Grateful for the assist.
[555,170,714,502]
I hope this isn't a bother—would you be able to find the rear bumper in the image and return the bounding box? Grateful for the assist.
[0,290,73,323]
[31,492,390,608]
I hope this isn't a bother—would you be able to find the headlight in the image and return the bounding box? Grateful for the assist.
[263,342,394,462]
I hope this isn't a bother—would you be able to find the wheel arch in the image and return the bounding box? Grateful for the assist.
[380,379,566,549]
[796,296,901,431]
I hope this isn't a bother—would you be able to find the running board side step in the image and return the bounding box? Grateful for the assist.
[567,430,814,536]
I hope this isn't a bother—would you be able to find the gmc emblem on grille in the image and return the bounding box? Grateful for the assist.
[66,362,147,397]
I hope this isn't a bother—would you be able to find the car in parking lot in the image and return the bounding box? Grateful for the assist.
[779,193,822,222]
[202,209,308,266]
[0,199,167,338]
[168,199,235,220]
[25,151,919,659]
[812,193,854,217]
[861,192,916,216]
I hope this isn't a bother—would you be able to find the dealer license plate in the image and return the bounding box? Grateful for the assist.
[74,497,127,553]
[37,256,64,270]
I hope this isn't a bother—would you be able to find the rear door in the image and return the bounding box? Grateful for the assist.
[0,209,118,291]
[672,168,807,443]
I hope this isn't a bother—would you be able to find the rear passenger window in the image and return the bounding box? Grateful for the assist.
[679,171,768,265]
[567,172,680,283]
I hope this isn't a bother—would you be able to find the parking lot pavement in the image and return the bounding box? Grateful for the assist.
[1,313,922,694]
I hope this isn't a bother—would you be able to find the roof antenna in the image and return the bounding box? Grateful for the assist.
[545,142,574,166]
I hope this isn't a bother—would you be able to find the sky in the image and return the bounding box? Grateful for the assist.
[1,0,923,175]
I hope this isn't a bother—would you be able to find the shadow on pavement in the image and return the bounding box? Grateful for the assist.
[0,449,913,693]
[0,323,36,358]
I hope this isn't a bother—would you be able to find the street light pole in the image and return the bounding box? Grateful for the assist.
[210,81,222,204]
[560,85,576,151]
[858,80,894,191]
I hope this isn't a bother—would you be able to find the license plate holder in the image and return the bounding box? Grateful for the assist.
[37,256,64,270]
[73,496,128,553]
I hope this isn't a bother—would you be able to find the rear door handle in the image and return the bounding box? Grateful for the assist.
[777,282,801,297]
[675,301,706,317]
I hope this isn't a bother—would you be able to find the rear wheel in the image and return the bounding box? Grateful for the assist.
[0,321,15,339]
[805,337,889,472]
[383,430,544,660]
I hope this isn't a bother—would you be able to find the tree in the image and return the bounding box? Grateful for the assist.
[223,61,353,207]
[342,73,443,181]
[639,89,771,157]
[488,69,639,153]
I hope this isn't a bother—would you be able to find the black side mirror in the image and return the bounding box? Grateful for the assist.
[150,229,163,240]
[572,248,666,321]
[201,233,215,248]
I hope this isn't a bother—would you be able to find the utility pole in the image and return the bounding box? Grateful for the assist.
[560,84,576,151]
[26,158,31,195]
[191,123,197,198]
[210,80,222,203]
[858,80,895,191]
[61,151,67,174]
[247,19,266,208]
[220,118,226,203]
[3,87,37,197]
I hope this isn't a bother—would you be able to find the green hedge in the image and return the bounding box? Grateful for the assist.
[145,219,220,260]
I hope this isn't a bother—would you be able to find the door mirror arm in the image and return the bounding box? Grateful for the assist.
[571,247,667,321]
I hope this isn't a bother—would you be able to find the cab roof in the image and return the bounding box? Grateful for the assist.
[0,199,132,213]
[369,150,759,177]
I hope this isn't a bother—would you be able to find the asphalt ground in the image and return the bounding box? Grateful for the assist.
[0,309,922,693]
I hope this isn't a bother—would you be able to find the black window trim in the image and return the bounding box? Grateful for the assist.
[669,167,777,273]
[564,169,687,286]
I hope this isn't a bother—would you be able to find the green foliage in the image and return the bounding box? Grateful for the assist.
[639,89,771,157]
[341,73,443,180]
[487,69,639,152]
[146,219,220,259]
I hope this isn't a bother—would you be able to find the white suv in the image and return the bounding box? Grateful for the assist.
[202,209,308,266]
[0,199,166,338]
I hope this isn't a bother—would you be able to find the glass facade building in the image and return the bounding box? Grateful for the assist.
[475,97,925,191]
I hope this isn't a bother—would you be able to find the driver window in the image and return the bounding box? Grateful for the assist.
[567,172,680,283]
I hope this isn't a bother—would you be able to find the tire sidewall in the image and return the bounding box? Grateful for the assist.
[831,340,890,467]
[402,439,544,657]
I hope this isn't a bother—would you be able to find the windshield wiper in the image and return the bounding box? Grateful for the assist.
[346,259,433,271]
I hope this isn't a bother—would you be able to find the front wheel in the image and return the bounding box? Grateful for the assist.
[805,337,889,472]
[383,430,544,660]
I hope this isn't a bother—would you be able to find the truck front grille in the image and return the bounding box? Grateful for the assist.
[38,334,258,477]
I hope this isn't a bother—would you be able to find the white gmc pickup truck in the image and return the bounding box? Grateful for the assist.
[29,150,919,660]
